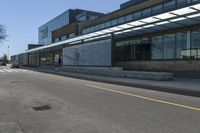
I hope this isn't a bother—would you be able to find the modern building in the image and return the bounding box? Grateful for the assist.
[39,9,104,45]
[12,0,200,78]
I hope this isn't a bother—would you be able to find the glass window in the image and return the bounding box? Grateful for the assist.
[115,41,125,61]
[78,16,86,22]
[152,4,163,15]
[90,26,95,32]
[55,38,60,43]
[142,8,151,17]
[176,32,189,59]
[105,21,111,27]
[133,38,150,60]
[177,0,189,7]
[124,40,132,61]
[133,11,142,20]
[118,17,125,24]
[111,19,118,26]
[69,33,75,38]
[163,34,176,59]
[192,0,200,2]
[164,0,176,11]
[61,36,66,41]
[191,30,200,58]
[151,36,163,59]
[99,23,105,29]
[125,14,133,22]
[94,25,100,31]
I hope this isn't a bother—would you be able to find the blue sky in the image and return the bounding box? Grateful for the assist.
[0,0,127,57]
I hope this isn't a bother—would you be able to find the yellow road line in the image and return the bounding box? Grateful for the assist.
[85,84,200,111]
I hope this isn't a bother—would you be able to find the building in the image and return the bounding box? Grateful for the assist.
[38,9,104,45]
[12,0,200,78]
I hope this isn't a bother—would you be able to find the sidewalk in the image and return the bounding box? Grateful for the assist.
[23,67,200,97]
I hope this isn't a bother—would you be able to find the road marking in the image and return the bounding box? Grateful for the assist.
[10,69,20,72]
[18,69,27,72]
[85,84,200,111]
[3,69,12,72]
[0,70,5,73]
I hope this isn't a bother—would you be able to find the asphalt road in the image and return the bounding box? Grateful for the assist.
[0,65,200,133]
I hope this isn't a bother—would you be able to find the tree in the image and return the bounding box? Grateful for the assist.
[0,25,7,43]
[1,54,8,63]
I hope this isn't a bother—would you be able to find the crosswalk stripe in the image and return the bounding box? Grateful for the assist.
[0,69,29,73]
[0,70,5,73]
[18,69,28,72]
[3,69,12,72]
[10,69,20,72]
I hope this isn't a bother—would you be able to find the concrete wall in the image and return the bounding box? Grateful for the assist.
[63,39,112,66]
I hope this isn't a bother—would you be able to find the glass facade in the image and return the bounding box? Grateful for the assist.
[191,30,200,58]
[115,29,200,61]
[82,0,200,35]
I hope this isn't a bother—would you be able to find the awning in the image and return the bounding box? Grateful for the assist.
[26,3,200,53]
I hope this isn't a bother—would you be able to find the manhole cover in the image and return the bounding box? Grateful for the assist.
[32,105,52,111]
[9,81,20,84]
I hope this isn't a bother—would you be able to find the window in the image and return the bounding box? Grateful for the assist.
[176,32,189,59]
[99,23,105,29]
[78,16,86,22]
[133,38,150,60]
[94,25,100,31]
[151,36,163,59]
[124,40,132,61]
[177,0,189,7]
[133,11,142,20]
[115,41,125,61]
[192,0,200,2]
[118,17,125,24]
[91,26,95,32]
[164,0,176,11]
[152,4,163,15]
[89,15,98,20]
[142,8,151,17]
[69,33,75,38]
[61,36,66,41]
[111,19,118,26]
[105,21,111,27]
[125,14,133,22]
[55,38,60,43]
[191,30,200,58]
[163,34,176,59]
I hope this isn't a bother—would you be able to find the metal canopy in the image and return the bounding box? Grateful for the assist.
[26,3,200,53]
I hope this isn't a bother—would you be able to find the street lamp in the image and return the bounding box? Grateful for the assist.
[7,46,10,61]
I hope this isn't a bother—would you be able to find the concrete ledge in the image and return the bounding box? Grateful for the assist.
[59,66,173,81]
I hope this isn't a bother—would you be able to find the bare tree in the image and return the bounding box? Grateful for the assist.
[0,25,7,43]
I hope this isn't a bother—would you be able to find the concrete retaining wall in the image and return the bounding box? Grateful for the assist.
[59,66,173,81]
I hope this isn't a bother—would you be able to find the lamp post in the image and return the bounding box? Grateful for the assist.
[7,46,10,61]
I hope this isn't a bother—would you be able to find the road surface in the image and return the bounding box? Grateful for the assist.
[0,65,199,133]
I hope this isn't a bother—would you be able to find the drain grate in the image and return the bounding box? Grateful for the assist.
[32,105,52,111]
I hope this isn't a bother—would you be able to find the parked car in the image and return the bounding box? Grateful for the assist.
[0,61,6,66]
[11,62,19,68]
